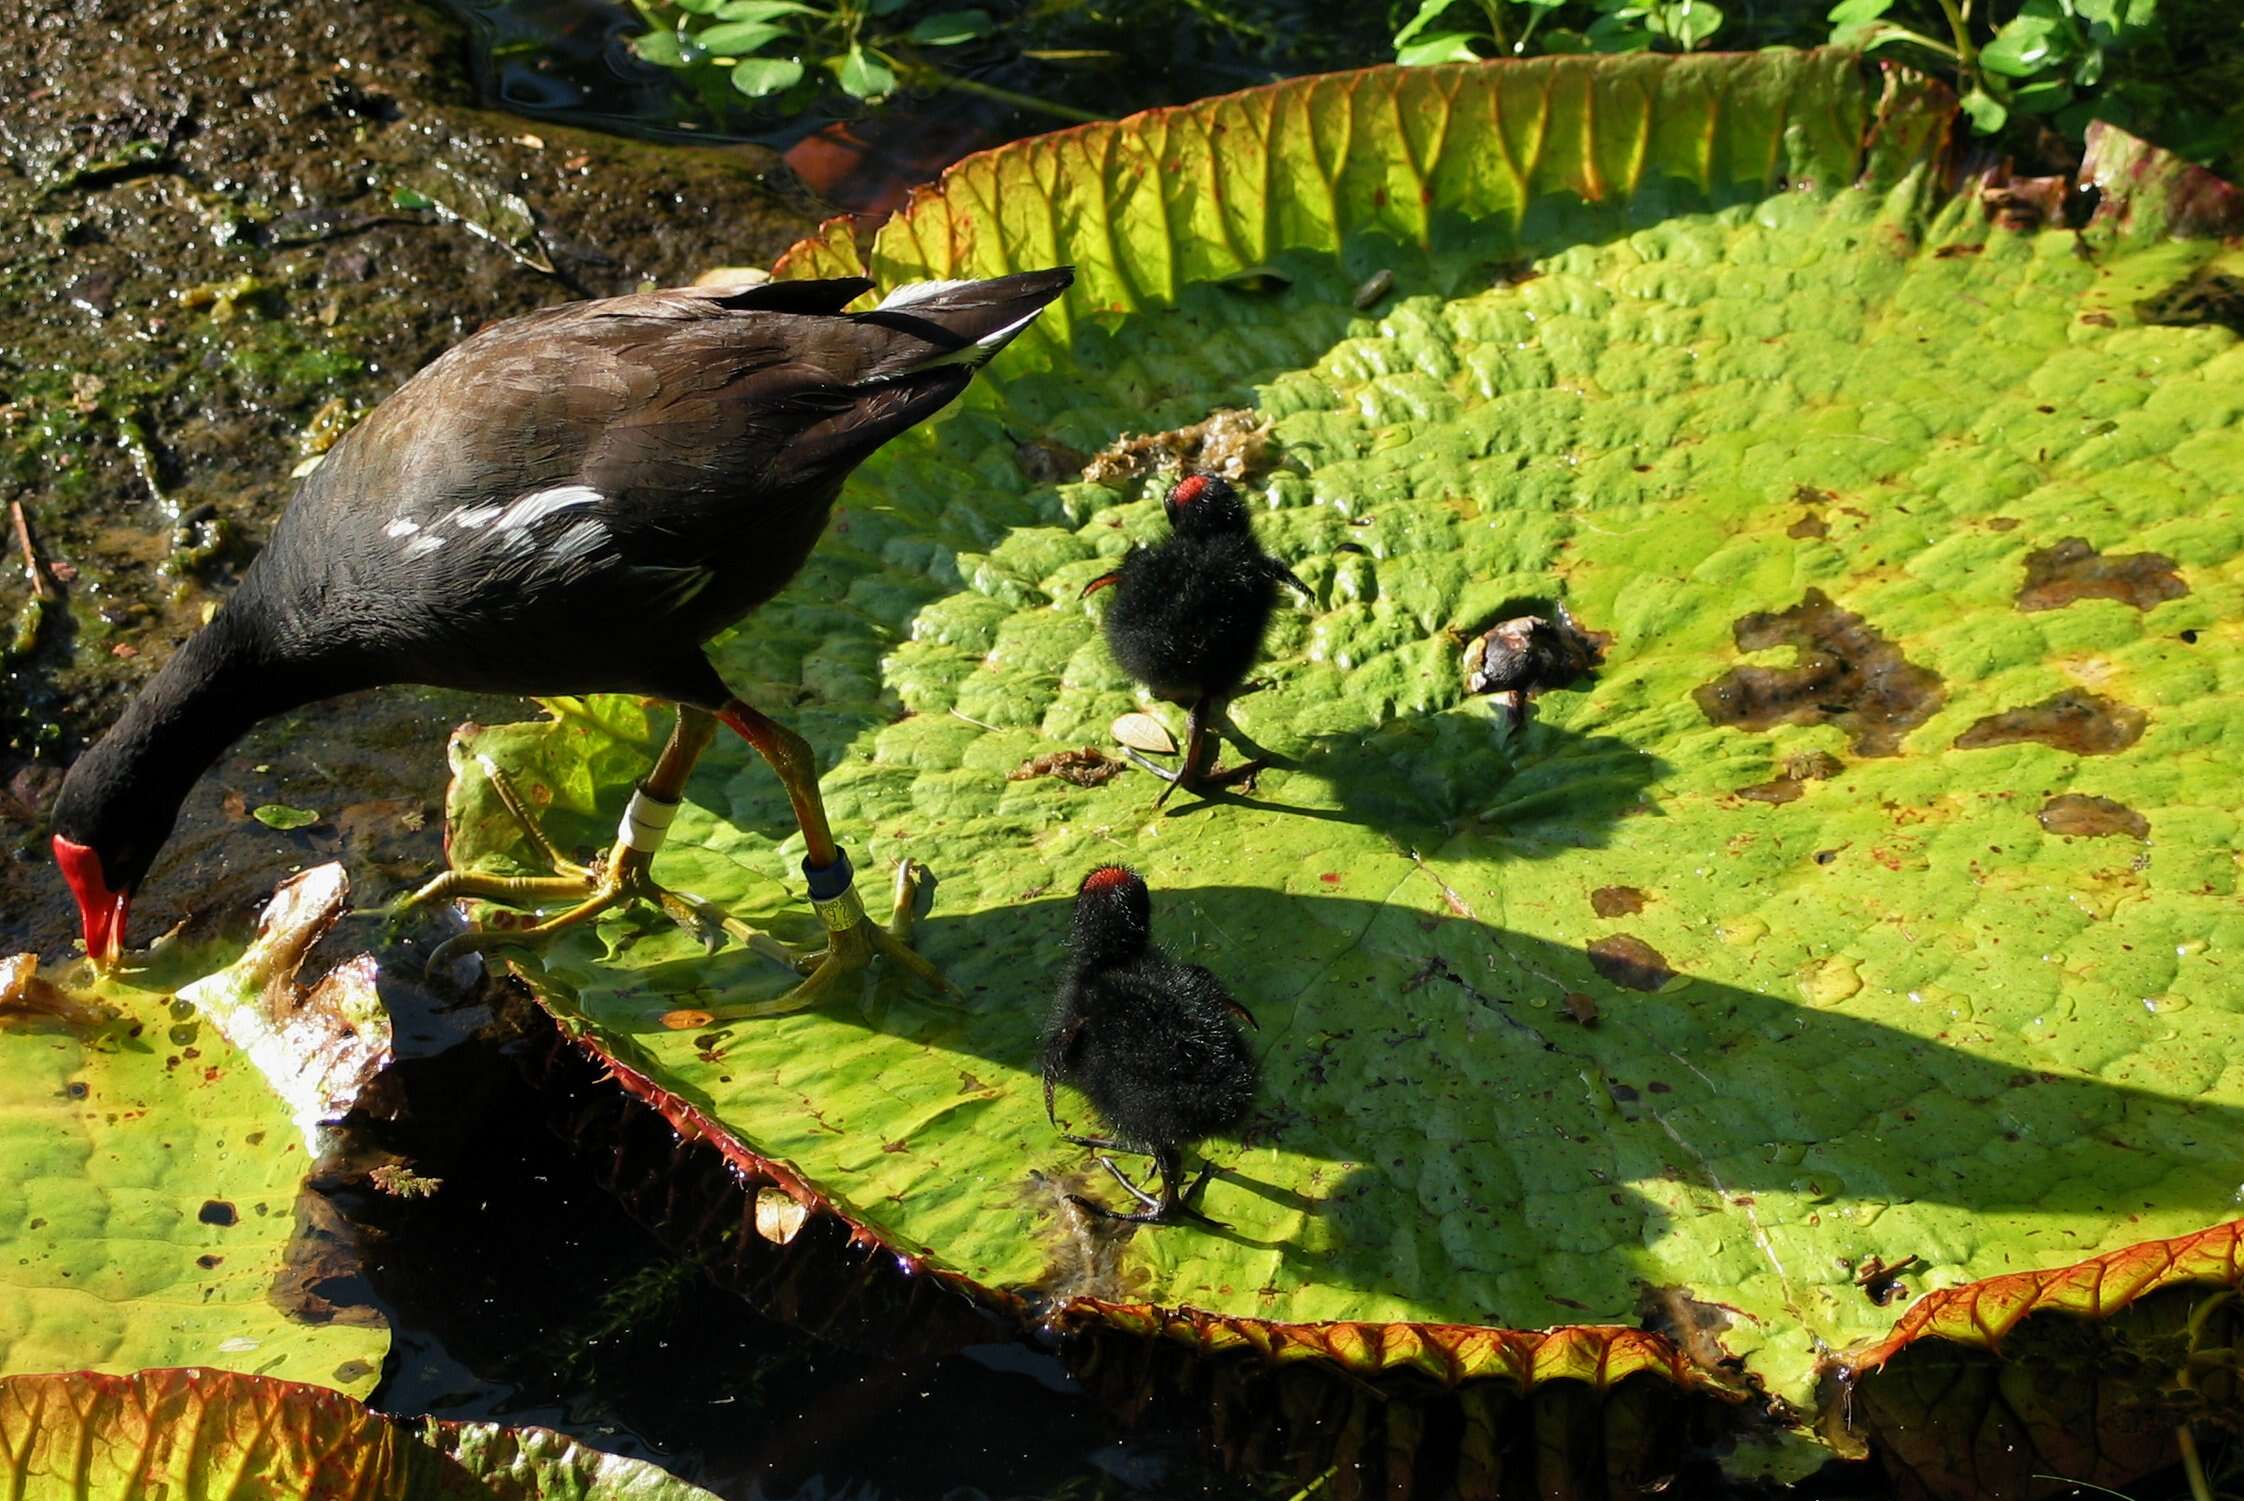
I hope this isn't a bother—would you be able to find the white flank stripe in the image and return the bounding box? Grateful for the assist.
[451,504,504,529]
[500,484,604,531]
[383,518,420,538]
[402,534,445,560]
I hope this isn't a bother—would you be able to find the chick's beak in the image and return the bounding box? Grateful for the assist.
[52,835,128,972]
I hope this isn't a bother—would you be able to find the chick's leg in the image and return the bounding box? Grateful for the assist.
[411,707,792,972]
[1070,1146,1227,1228]
[1146,695,1270,807]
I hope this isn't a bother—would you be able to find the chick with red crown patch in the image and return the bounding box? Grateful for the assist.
[1082,472,1308,804]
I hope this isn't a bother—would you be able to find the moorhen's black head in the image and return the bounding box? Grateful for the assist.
[1070,864,1153,968]
[50,741,175,971]
[1160,473,1251,541]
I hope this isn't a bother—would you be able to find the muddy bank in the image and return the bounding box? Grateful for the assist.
[0,0,820,948]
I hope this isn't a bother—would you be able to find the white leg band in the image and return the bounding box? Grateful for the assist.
[615,785,681,854]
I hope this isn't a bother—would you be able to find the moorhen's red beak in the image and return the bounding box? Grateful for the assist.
[52,834,128,972]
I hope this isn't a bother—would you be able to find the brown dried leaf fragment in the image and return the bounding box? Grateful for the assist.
[0,953,114,1033]
[1082,408,1270,487]
[1008,747,1124,787]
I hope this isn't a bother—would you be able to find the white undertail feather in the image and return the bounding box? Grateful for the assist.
[875,279,975,310]
[874,277,1052,376]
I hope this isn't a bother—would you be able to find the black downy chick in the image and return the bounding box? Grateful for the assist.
[1084,473,1308,803]
[1042,865,1259,1226]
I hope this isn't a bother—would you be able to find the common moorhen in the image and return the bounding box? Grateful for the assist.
[50,268,1075,1007]
[1042,865,1258,1226]
[1083,472,1307,804]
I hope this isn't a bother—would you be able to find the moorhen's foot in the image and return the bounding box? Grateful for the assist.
[675,855,949,1024]
[404,760,790,975]
[1068,1158,1226,1228]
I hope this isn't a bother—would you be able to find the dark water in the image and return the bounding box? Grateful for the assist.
[342,968,1268,1501]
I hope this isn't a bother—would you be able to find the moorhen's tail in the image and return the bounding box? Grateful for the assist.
[782,268,1075,469]
[857,268,1076,374]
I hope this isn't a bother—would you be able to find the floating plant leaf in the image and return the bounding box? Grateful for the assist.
[0,866,389,1393]
[252,801,321,829]
[440,52,2244,1470]
[0,1369,721,1499]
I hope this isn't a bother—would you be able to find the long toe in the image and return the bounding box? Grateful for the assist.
[668,909,951,1027]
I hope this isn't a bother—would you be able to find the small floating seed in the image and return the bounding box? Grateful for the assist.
[1352,268,1395,311]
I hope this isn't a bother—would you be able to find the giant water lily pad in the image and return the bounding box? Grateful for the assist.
[0,868,390,1394]
[441,49,2244,1459]
[0,1368,720,1498]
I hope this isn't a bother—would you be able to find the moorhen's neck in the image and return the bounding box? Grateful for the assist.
[78,599,330,826]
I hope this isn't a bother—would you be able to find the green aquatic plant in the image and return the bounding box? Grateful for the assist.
[627,0,1101,121]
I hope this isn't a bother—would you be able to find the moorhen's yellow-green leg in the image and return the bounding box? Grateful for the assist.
[673,698,948,1018]
[410,707,791,972]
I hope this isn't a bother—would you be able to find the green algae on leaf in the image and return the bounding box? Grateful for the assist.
[440,51,2244,1474]
[0,867,389,1393]
[0,1368,722,1500]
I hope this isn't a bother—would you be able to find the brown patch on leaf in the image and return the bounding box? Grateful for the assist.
[1082,408,1270,488]
[2037,794,2149,839]
[1590,886,1647,917]
[1955,690,2146,756]
[1638,1284,1743,1376]
[2016,537,2188,613]
[1986,516,2021,532]
[1787,511,1829,539]
[1008,747,1124,788]
[1693,589,1944,757]
[1733,749,1846,805]
[1588,935,1674,992]
[1562,992,1601,1027]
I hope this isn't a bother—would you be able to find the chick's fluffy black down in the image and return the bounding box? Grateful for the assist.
[1104,533,1283,703]
[1045,956,1259,1152]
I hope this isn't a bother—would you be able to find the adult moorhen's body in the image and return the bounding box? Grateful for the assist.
[1085,473,1307,804]
[51,268,1074,1006]
[1042,865,1259,1226]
